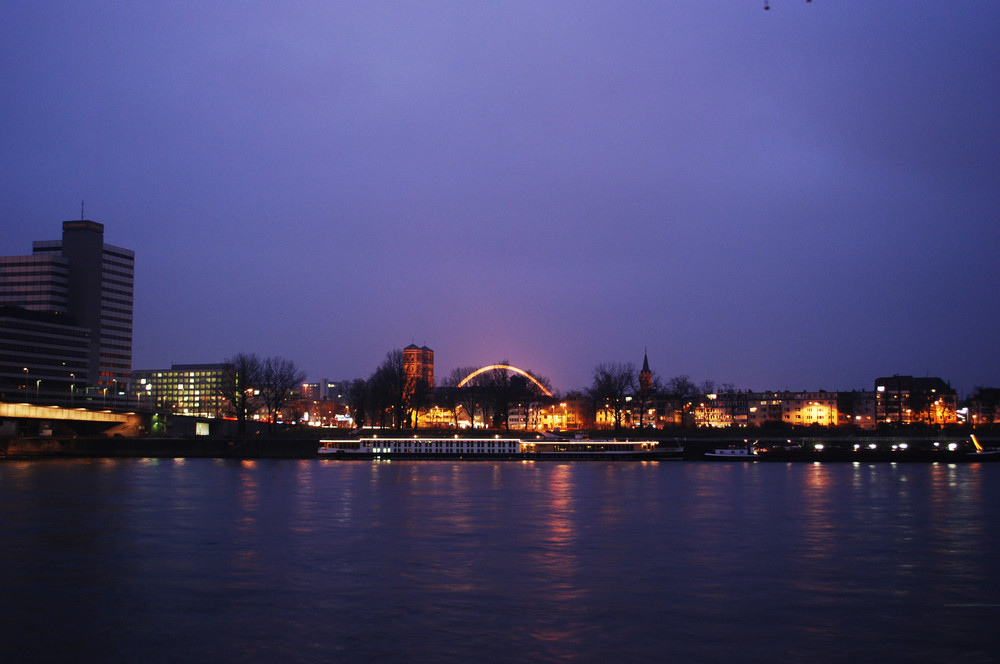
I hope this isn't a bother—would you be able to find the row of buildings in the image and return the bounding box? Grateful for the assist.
[126,355,991,432]
[671,375,962,430]
[412,374,973,431]
[18,356,1000,434]
[3,220,999,432]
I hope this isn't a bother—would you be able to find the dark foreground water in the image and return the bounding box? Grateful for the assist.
[2,459,998,663]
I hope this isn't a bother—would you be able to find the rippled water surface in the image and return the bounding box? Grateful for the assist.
[2,459,999,663]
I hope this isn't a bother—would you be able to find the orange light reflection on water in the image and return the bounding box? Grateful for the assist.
[787,461,842,627]
[800,462,836,563]
[526,463,587,649]
[230,458,263,581]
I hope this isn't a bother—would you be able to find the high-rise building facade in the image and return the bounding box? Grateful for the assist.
[0,307,91,400]
[0,220,133,397]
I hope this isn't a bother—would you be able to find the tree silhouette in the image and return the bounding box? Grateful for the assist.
[219,352,263,435]
[589,362,636,433]
[260,356,306,433]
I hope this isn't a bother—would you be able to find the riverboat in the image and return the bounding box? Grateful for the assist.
[318,437,681,460]
[703,445,757,460]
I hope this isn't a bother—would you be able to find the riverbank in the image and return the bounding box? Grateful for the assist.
[3,431,997,462]
[0,436,319,459]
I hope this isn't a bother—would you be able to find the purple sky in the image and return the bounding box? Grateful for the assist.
[2,2,998,396]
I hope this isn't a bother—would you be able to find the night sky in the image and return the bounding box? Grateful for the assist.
[3,2,998,395]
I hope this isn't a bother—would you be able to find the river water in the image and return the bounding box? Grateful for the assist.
[1,458,998,663]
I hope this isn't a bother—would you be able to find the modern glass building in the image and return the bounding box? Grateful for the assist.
[0,220,133,399]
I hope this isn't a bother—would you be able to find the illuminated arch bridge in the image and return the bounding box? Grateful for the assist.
[456,365,552,397]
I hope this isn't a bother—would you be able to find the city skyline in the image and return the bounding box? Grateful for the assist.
[2,3,998,396]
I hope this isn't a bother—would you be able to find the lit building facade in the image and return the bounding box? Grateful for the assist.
[417,404,459,428]
[297,379,353,427]
[131,363,229,417]
[743,391,840,428]
[842,391,877,430]
[747,393,784,427]
[530,396,591,430]
[875,375,957,426]
[694,392,750,428]
[779,392,839,427]
[967,388,1000,428]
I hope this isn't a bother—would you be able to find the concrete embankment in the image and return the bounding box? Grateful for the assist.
[1,436,319,459]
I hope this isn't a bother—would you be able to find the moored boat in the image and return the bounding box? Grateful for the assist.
[318,437,681,460]
[703,445,756,460]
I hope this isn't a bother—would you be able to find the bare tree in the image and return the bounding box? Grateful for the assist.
[588,362,636,433]
[346,378,370,429]
[409,380,432,428]
[665,375,700,401]
[637,373,662,430]
[432,385,460,429]
[437,366,477,428]
[488,361,512,430]
[259,356,306,433]
[526,370,554,398]
[663,374,707,428]
[219,352,263,435]
[510,368,552,431]
[371,349,408,429]
[447,366,483,428]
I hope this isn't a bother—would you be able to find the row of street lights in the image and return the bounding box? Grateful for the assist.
[22,367,41,400]
[19,367,124,408]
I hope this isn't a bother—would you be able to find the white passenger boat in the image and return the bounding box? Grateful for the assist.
[318,437,681,460]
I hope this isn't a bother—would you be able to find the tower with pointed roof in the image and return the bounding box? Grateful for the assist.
[639,349,652,393]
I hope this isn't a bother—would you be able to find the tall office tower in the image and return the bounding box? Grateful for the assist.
[0,251,70,312]
[1,220,134,391]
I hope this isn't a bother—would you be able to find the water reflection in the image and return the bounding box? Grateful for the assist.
[534,463,580,589]
[925,463,988,605]
[2,459,998,663]
[799,463,836,563]
[521,463,588,654]
[231,459,263,582]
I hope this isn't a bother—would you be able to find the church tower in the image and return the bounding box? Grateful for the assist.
[404,343,434,388]
[639,349,652,393]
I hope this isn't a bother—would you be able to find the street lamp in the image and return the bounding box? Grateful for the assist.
[23,367,28,397]
[36,379,41,402]
[70,373,75,406]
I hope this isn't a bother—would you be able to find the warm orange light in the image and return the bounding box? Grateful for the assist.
[457,364,553,396]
